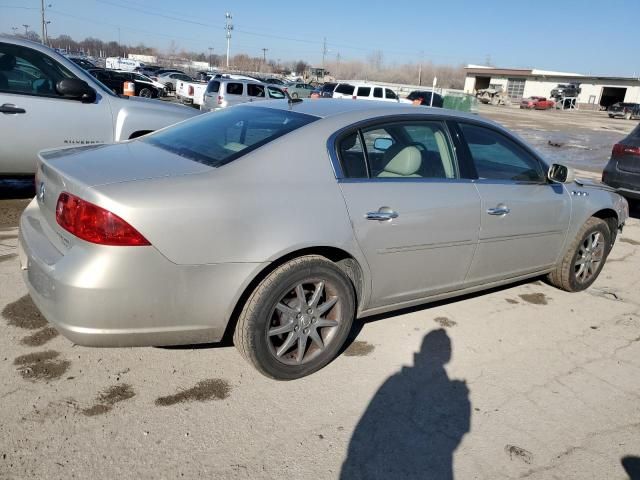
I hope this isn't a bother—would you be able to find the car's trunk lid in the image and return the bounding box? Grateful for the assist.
[35,141,211,242]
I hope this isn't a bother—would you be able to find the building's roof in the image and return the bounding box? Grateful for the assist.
[465,65,640,83]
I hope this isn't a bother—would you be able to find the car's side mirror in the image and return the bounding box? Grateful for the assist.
[373,138,394,151]
[548,163,575,184]
[56,78,97,103]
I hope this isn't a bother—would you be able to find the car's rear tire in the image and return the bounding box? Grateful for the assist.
[291,92,298,99]
[234,255,355,380]
[164,82,173,92]
[139,88,153,98]
[547,217,611,292]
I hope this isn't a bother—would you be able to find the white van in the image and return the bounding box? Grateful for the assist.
[105,57,144,72]
[332,82,409,103]
[201,78,288,112]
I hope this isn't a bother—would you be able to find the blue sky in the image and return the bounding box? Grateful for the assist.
[1,0,638,75]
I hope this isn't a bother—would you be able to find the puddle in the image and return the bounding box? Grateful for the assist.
[344,341,375,357]
[505,444,534,464]
[155,379,231,406]
[3,295,47,329]
[14,350,70,381]
[519,293,548,305]
[82,384,136,416]
[20,326,59,347]
[506,299,519,304]
[434,317,457,328]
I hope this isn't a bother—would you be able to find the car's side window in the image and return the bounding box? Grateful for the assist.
[247,84,265,97]
[267,87,285,99]
[0,42,74,97]
[337,121,458,180]
[385,88,397,100]
[356,87,371,97]
[373,87,383,98]
[337,132,368,178]
[459,123,545,182]
[226,82,243,95]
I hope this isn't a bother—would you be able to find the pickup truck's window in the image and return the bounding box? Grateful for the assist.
[373,87,383,98]
[459,123,545,182]
[247,84,265,97]
[144,106,318,168]
[226,82,243,95]
[0,43,74,97]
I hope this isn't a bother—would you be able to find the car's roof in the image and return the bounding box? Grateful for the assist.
[248,98,480,122]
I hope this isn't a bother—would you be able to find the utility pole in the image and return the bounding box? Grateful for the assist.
[40,0,46,44]
[22,24,30,35]
[418,50,424,86]
[225,12,233,69]
[321,37,328,80]
[261,48,268,63]
[118,27,121,57]
[208,47,214,70]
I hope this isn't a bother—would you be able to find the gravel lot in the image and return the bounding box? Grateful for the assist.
[1,106,640,480]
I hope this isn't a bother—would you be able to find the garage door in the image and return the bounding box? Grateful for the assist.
[507,78,525,100]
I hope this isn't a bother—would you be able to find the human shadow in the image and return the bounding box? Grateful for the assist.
[622,456,640,479]
[340,328,470,480]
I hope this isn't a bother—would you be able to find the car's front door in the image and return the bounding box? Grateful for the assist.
[336,119,481,308]
[0,42,113,175]
[454,121,571,284]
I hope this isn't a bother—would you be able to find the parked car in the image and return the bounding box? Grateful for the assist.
[135,65,162,77]
[407,90,444,108]
[20,99,628,379]
[283,82,315,99]
[157,71,193,92]
[200,78,288,111]
[68,56,97,70]
[607,102,640,120]
[520,96,555,110]
[0,37,199,175]
[87,69,164,98]
[602,123,640,202]
[261,77,287,86]
[550,83,580,98]
[311,82,337,98]
[332,83,405,103]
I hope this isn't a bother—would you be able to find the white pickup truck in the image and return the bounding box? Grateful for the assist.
[175,79,207,107]
[0,37,199,175]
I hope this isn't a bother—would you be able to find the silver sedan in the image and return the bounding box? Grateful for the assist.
[19,100,629,379]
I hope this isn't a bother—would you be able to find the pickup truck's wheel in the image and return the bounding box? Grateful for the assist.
[547,217,611,292]
[234,255,355,380]
[164,82,173,92]
[139,88,153,98]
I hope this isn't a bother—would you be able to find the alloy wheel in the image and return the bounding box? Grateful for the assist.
[266,280,341,366]
[574,231,605,283]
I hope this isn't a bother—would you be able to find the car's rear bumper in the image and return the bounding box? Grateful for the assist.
[19,199,266,347]
[602,161,640,199]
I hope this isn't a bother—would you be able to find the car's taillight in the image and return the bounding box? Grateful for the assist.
[612,143,640,157]
[188,85,194,95]
[56,192,150,246]
[217,95,223,105]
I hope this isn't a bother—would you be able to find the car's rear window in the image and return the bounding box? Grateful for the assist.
[143,106,318,168]
[206,80,220,93]
[335,84,355,95]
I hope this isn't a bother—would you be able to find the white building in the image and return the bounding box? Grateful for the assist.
[464,65,640,109]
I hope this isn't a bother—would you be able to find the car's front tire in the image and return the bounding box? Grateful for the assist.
[547,217,611,292]
[234,255,355,380]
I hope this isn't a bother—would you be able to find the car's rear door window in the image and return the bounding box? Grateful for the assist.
[247,83,265,97]
[144,106,318,168]
[373,87,383,98]
[356,87,371,97]
[458,123,545,182]
[226,82,243,95]
[267,86,286,99]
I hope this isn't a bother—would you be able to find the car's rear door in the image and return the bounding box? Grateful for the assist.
[335,119,481,308]
[0,42,113,175]
[452,121,571,284]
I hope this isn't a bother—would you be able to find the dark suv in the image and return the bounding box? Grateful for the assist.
[407,90,444,108]
[602,123,640,202]
[550,83,580,98]
[608,103,640,120]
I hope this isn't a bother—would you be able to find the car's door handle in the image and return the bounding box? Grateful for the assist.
[0,103,26,114]
[366,207,399,221]
[487,205,510,215]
